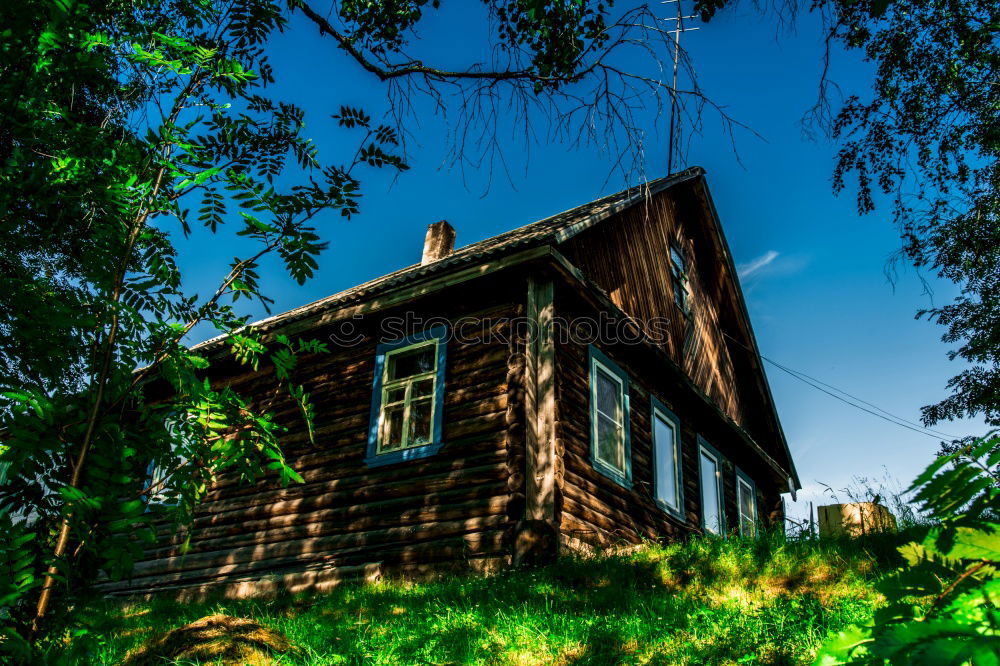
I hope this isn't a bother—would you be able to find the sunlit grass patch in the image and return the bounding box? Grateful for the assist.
[62,530,906,665]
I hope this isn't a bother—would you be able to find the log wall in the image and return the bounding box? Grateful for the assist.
[553,286,784,550]
[113,281,526,598]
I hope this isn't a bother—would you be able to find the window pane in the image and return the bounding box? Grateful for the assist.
[670,245,686,274]
[596,414,624,471]
[408,398,433,446]
[654,415,679,510]
[412,377,434,398]
[595,368,621,423]
[738,480,753,517]
[388,345,435,380]
[672,276,686,309]
[700,451,721,534]
[384,386,406,404]
[381,404,405,452]
[738,479,755,536]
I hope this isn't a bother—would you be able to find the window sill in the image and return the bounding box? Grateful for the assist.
[591,457,632,489]
[655,499,685,522]
[364,442,443,468]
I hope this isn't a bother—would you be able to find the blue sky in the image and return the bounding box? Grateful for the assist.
[175,3,986,522]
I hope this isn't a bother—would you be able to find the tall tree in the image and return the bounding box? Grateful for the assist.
[0,0,687,655]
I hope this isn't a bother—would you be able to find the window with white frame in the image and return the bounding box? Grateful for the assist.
[652,400,683,516]
[589,346,631,486]
[736,468,757,537]
[367,326,447,467]
[698,438,725,535]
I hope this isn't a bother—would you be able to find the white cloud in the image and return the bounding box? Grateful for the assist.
[737,250,780,279]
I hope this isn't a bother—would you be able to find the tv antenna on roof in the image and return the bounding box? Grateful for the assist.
[661,0,700,175]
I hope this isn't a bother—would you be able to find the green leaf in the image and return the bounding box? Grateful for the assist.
[186,354,210,369]
[812,625,871,664]
[948,526,1000,562]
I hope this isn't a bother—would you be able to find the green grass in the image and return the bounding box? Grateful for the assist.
[61,531,908,665]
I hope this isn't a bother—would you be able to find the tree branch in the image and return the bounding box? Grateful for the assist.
[294,0,583,84]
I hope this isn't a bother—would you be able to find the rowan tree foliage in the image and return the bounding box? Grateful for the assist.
[0,0,376,653]
[0,0,685,656]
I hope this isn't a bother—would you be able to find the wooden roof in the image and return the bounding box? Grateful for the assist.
[194,168,705,345]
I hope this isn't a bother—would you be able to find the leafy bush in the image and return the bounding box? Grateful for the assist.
[816,433,1000,664]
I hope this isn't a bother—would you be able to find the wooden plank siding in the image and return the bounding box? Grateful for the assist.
[554,287,691,548]
[559,189,745,429]
[112,281,528,598]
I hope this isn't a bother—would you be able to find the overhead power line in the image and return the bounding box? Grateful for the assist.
[763,355,957,439]
[722,332,961,442]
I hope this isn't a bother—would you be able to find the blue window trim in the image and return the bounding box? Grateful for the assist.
[143,459,164,511]
[588,345,632,488]
[735,466,758,537]
[365,325,448,468]
[650,396,684,520]
[697,435,727,536]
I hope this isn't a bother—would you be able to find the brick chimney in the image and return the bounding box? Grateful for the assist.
[421,220,456,265]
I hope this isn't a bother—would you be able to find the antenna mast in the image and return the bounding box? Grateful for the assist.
[662,0,699,175]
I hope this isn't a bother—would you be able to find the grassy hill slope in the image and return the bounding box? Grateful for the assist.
[64,532,906,665]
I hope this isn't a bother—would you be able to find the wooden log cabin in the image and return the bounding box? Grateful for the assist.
[116,166,801,599]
